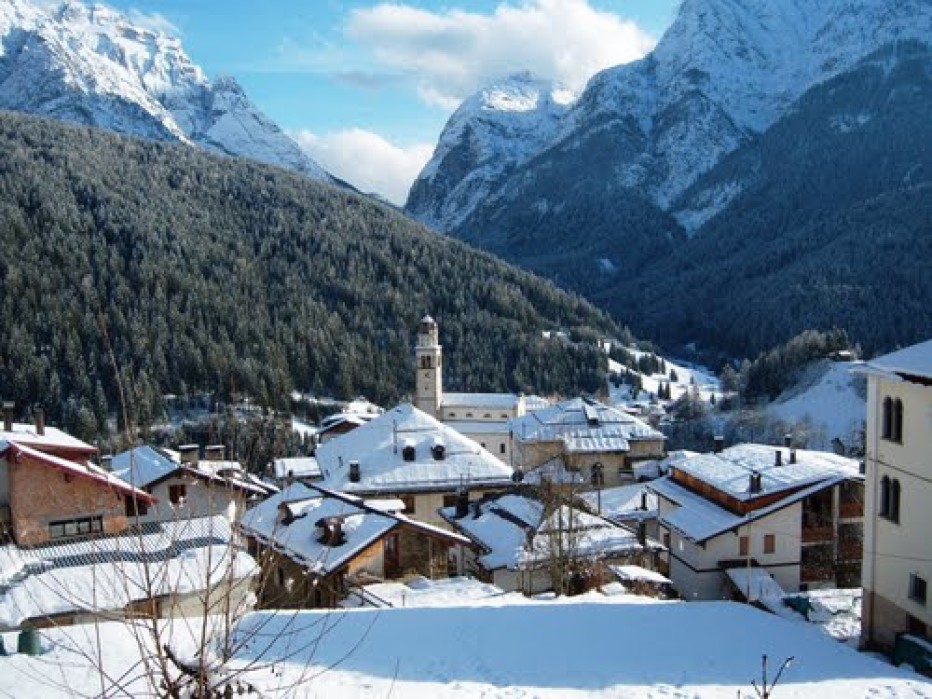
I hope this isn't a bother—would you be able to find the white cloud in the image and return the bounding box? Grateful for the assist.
[292,129,434,205]
[126,8,181,36]
[345,0,656,108]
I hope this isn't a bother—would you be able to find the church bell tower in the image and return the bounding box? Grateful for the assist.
[415,315,443,417]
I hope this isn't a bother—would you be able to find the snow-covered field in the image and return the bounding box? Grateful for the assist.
[3,594,930,698]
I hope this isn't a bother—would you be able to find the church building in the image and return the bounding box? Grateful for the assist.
[414,316,541,465]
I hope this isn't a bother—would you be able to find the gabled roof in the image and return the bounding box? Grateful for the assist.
[650,472,852,543]
[510,397,664,450]
[0,423,96,454]
[670,443,860,502]
[112,446,272,496]
[315,404,512,494]
[239,483,469,577]
[1,440,155,503]
[580,484,657,522]
[855,339,932,381]
[440,493,662,572]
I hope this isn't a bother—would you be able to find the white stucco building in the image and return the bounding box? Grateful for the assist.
[857,339,932,658]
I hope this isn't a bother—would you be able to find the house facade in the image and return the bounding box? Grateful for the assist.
[1,439,154,547]
[649,443,863,601]
[314,403,514,527]
[858,340,932,656]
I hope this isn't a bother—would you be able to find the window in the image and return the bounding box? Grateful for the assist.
[169,483,187,505]
[910,573,927,605]
[882,397,893,440]
[400,495,416,514]
[125,495,148,518]
[882,397,905,443]
[739,535,750,557]
[499,443,506,455]
[442,494,458,509]
[763,534,776,554]
[662,531,671,549]
[880,476,901,523]
[48,516,102,540]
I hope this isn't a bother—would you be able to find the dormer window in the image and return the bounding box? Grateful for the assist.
[402,445,416,461]
[432,443,446,461]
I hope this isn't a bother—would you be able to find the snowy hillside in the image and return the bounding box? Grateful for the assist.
[3,596,930,697]
[766,360,866,450]
[0,0,331,181]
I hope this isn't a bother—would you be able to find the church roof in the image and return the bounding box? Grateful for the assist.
[315,404,513,494]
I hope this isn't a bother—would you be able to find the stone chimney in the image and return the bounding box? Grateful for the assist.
[2,401,13,432]
[790,448,797,465]
[349,460,361,483]
[784,433,793,449]
[33,406,44,436]
[100,454,113,472]
[749,470,762,494]
[456,489,469,518]
[713,435,724,453]
[775,450,782,467]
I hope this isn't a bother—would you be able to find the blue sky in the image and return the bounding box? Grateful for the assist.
[103,0,681,202]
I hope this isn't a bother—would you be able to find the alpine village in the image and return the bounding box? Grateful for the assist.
[0,0,931,697]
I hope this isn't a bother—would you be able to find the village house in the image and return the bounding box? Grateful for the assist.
[509,397,666,487]
[0,436,155,547]
[413,315,549,464]
[313,403,514,528]
[111,444,276,524]
[239,482,473,608]
[439,490,664,595]
[648,442,863,601]
[857,339,932,663]
[580,483,660,540]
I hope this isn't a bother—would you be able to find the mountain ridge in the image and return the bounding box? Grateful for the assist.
[0,0,331,181]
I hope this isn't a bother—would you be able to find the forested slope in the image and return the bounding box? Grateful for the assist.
[0,111,617,439]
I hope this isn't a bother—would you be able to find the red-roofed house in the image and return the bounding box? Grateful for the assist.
[1,439,155,547]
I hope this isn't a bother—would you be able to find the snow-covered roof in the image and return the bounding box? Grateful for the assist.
[1,440,154,503]
[510,397,664,451]
[442,393,521,410]
[650,472,851,543]
[272,456,322,480]
[315,404,512,494]
[239,483,469,577]
[670,443,860,501]
[611,565,671,585]
[441,493,661,572]
[0,423,96,454]
[856,339,932,381]
[0,515,256,629]
[111,445,272,496]
[441,420,510,435]
[580,484,657,522]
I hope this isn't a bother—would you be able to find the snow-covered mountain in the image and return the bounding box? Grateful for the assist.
[407,0,931,232]
[407,71,575,231]
[0,0,331,181]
